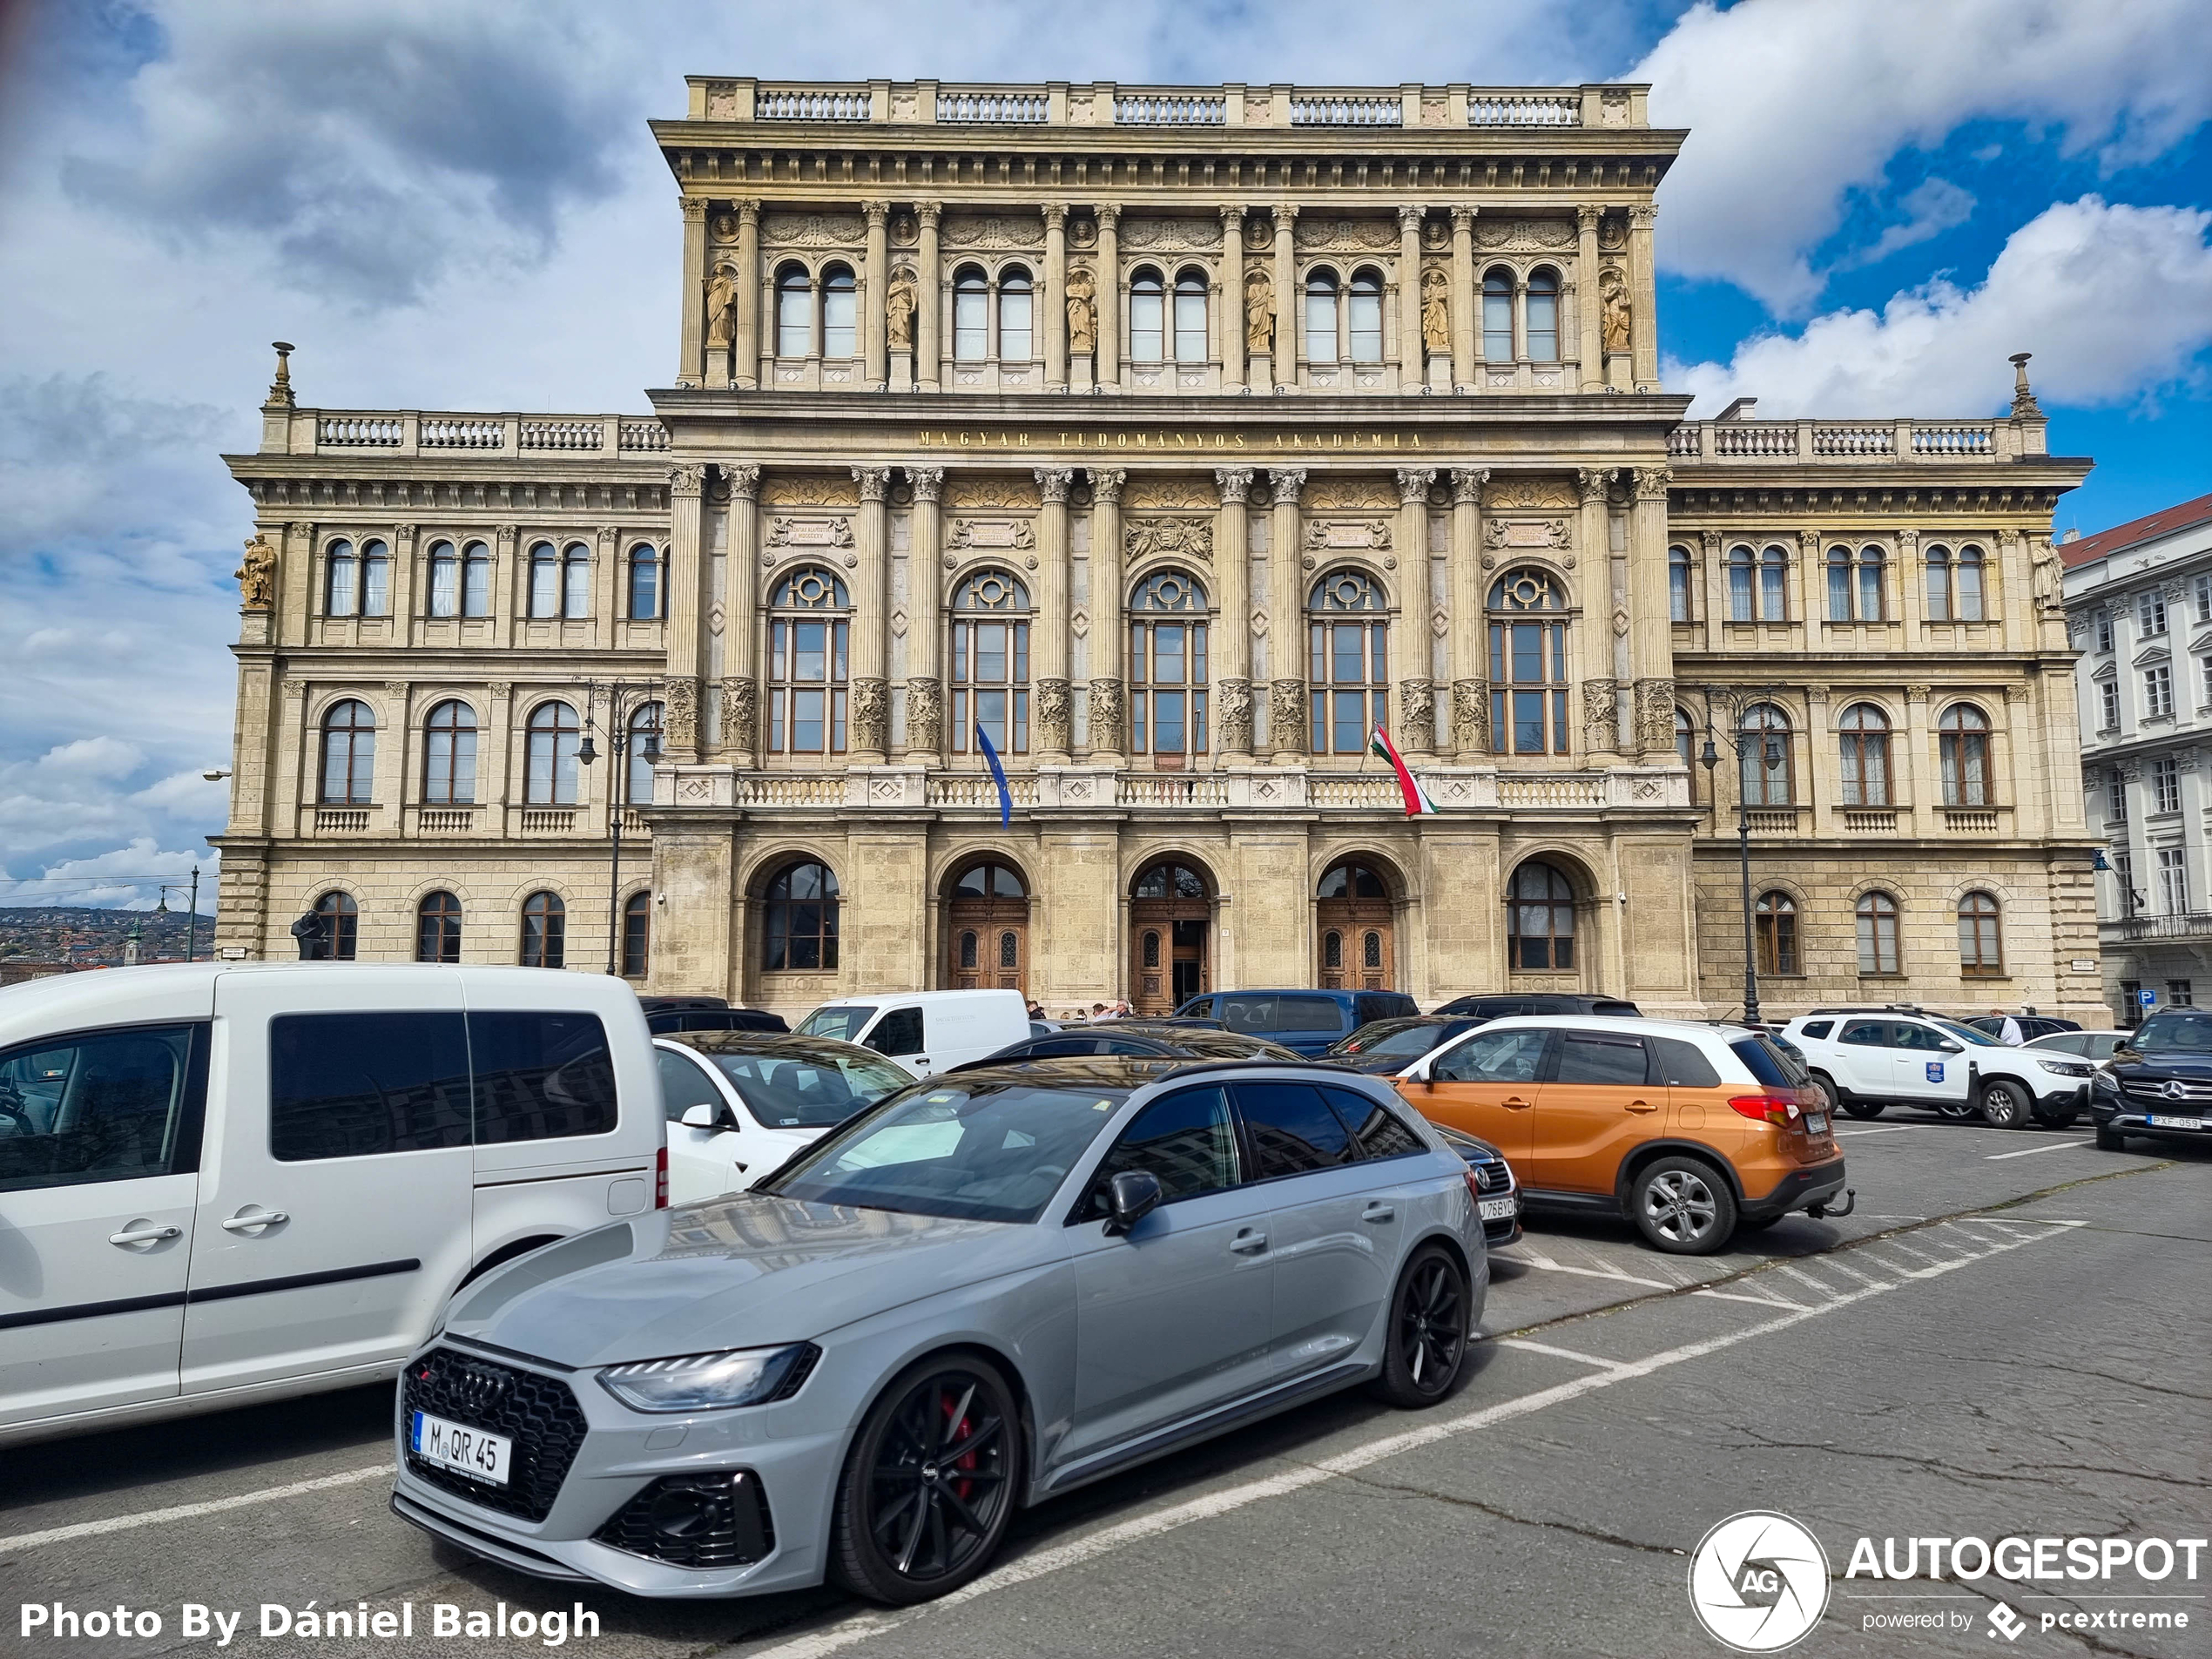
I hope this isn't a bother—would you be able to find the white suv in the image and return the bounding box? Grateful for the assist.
[1780,1009,2092,1129]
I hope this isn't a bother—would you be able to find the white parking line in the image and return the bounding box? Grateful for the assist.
[1692,1287,1805,1310]
[1771,1263,1845,1299]
[0,1465,388,1556]
[1494,1339,1635,1372]
[1834,1125,1921,1136]
[1985,1140,2097,1161]
[1507,1250,1672,1290]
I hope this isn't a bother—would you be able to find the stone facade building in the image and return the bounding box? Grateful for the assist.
[212,75,2102,1022]
[2061,492,2212,1022]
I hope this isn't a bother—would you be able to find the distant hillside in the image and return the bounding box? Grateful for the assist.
[0,905,212,965]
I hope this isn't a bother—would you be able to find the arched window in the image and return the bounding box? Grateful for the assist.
[1738,703,1793,806]
[1856,891,1900,975]
[1857,544,1885,620]
[1760,543,1789,619]
[1925,543,1986,622]
[462,540,492,617]
[324,539,357,617]
[320,699,376,805]
[1130,570,1208,759]
[1309,569,1387,755]
[427,540,460,618]
[1507,861,1575,971]
[621,891,651,980]
[1305,268,1339,363]
[762,860,839,971]
[525,700,581,805]
[1130,266,1165,363]
[313,891,358,961]
[1132,862,1209,900]
[627,543,662,620]
[561,542,590,619]
[1323,930,1343,970]
[1487,567,1570,756]
[416,891,462,964]
[775,263,812,357]
[1526,267,1560,361]
[1959,891,2003,976]
[820,264,857,358]
[1939,703,1993,806]
[1756,891,1798,975]
[1838,703,1891,806]
[769,566,851,755]
[1669,544,1695,623]
[360,539,391,617]
[951,569,1030,757]
[626,701,663,803]
[528,541,560,618]
[1173,267,1208,364]
[955,860,1027,900]
[422,698,477,806]
[1728,543,1789,622]
[1676,707,1700,801]
[1318,862,1388,900]
[953,266,988,361]
[520,891,565,969]
[1347,268,1383,363]
[1827,543,1886,621]
[1143,930,1162,968]
[998,266,1033,361]
[1481,268,1514,361]
[961,929,981,970]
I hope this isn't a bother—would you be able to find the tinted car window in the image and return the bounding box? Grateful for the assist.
[1025,1035,1105,1058]
[1236,1081,1356,1176]
[1838,1020,1892,1048]
[702,1050,912,1130]
[1553,1033,1650,1087]
[1730,1035,1809,1089]
[867,1007,927,1058]
[1323,1085,1424,1159]
[1435,1028,1548,1083]
[1097,1038,1169,1056]
[1651,1036,1722,1089]
[270,1012,471,1160]
[1338,1020,1455,1061]
[0,1024,207,1194]
[796,1005,874,1043]
[1082,1085,1240,1217]
[470,1011,617,1143]
[2134,1011,2212,1051]
[1799,1020,1834,1041]
[658,1049,724,1118]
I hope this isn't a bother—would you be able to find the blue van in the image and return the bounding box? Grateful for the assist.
[1170,988,1420,1057]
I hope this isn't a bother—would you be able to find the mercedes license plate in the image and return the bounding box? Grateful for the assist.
[2146,1114,2206,1130]
[410,1410,511,1487]
[1805,1111,1830,1135]
[1478,1197,1517,1221]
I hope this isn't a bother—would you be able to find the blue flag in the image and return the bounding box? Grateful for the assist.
[974,723,1013,826]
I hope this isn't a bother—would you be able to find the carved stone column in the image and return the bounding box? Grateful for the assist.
[903,468,946,762]
[1798,529,1824,651]
[1034,467,1076,761]
[1088,469,1128,761]
[1576,206,1603,393]
[1629,204,1658,391]
[1215,468,1254,760]
[1449,468,1489,758]
[916,203,942,391]
[1396,468,1437,756]
[1271,206,1299,379]
[1096,206,1121,391]
[1043,204,1068,390]
[850,466,893,763]
[1268,467,1308,762]
[1628,464,1676,760]
[1450,206,1476,383]
[1397,206,1425,389]
[665,462,707,759]
[733,200,761,390]
[721,463,761,765]
[1219,206,1245,393]
[678,197,707,387]
[863,199,890,391]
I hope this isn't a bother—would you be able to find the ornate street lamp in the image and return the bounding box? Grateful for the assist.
[575,680,663,975]
[151,865,204,963]
[1698,684,1780,1028]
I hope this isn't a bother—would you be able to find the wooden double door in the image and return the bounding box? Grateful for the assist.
[1317,859,1395,990]
[947,860,1028,992]
[1129,860,1212,1015]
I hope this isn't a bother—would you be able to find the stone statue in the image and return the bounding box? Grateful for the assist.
[705,263,738,348]
[235,534,276,610]
[1600,268,1631,355]
[2031,537,2063,609]
[1064,267,1096,356]
[1420,267,1450,357]
[1244,269,1274,355]
[886,269,916,351]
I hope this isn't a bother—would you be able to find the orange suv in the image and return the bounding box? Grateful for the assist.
[1392,1016,1848,1254]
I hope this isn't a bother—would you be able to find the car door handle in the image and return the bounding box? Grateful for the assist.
[220,1211,289,1232]
[1229,1229,1269,1255]
[1501,1096,1534,1109]
[1625,1099,1660,1114]
[1361,1202,1396,1223]
[109,1225,180,1246]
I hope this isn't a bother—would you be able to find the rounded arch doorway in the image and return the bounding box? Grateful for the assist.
[1130,860,1212,1015]
[946,859,1030,992]
[1317,858,1395,990]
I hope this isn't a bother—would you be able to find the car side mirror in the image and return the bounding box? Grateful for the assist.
[1103,1170,1163,1238]
[1938,1040,1963,1054]
[680,1103,739,1132]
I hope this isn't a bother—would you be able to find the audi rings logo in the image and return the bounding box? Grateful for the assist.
[1688,1512,1831,1652]
[455,1363,509,1412]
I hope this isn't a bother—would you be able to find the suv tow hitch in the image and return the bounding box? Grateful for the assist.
[1808,1188,1856,1220]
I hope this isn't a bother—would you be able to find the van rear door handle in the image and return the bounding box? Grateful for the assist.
[1229,1229,1269,1255]
[221,1211,289,1232]
[1625,1099,1659,1114]
[110,1225,181,1246]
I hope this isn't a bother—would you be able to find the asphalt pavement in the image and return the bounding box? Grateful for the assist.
[3,1116,2205,1659]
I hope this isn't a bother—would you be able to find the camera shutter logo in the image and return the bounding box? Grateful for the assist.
[1687,1511,1831,1652]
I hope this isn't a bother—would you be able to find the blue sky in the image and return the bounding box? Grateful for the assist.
[2,0,2209,908]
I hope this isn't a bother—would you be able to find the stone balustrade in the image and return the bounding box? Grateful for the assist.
[287,412,669,458]
[1669,417,2036,463]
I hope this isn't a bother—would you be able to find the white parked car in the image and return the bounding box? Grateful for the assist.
[792,988,1030,1076]
[654,1031,913,1204]
[1780,1008,2094,1129]
[0,963,664,1446]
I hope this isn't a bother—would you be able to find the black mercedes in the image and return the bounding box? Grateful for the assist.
[2091,1008,2212,1151]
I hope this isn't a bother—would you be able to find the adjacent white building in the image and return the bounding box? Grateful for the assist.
[2063,491,2212,1021]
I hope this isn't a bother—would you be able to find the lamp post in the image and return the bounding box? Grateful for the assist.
[152,866,202,962]
[574,680,663,975]
[1697,684,1779,1028]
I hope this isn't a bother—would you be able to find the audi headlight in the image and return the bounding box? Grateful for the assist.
[598,1343,819,1413]
[2035,1059,2092,1079]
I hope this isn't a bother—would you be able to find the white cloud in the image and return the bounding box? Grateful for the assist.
[0,837,219,911]
[33,737,146,779]
[1668,196,2212,417]
[1840,177,1976,271]
[1635,0,2212,309]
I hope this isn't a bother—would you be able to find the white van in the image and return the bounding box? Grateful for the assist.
[792,988,1030,1076]
[0,963,663,1447]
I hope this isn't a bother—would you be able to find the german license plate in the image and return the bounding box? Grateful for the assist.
[1478,1197,1517,1221]
[410,1411,511,1487]
[1805,1111,1830,1135]
[2147,1114,2206,1130]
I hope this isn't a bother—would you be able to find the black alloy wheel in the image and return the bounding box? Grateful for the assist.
[2094,1123,2128,1151]
[1371,1245,1470,1407]
[1977,1078,2032,1130]
[832,1355,1021,1605]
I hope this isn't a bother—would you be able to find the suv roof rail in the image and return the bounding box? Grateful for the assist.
[1804,1004,1926,1016]
[1155,1057,1367,1083]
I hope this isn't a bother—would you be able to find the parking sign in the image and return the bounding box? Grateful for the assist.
[2139,989,2158,1008]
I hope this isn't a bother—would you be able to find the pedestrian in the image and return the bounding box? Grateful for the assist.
[1089,1001,1109,1022]
[1025,999,1043,1021]
[1992,1008,2025,1045]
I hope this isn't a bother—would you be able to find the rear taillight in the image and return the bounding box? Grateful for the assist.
[1729,1094,1802,1128]
[655,1146,669,1209]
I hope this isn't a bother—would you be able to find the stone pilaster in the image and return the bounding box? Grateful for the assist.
[1088,468,1127,760]
[1219,206,1246,392]
[678,197,707,387]
[904,466,945,761]
[1396,467,1437,755]
[1629,463,1675,758]
[1268,466,1307,761]
[850,466,893,762]
[721,463,761,764]
[1449,467,1488,757]
[1397,206,1425,388]
[1576,206,1602,392]
[1034,467,1076,761]
[1096,206,1120,390]
[1450,206,1476,383]
[1043,204,1068,389]
[916,203,941,391]
[733,200,760,389]
[665,462,707,760]
[862,199,890,390]
[1215,467,1254,760]
[1629,204,1659,391]
[1271,206,1299,379]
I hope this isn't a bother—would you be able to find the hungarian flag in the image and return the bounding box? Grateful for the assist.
[1370,726,1438,816]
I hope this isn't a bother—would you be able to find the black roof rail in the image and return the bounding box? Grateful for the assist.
[1153,1057,1367,1083]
